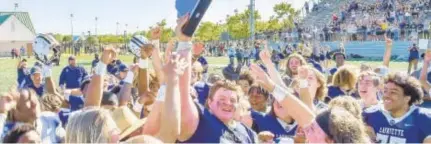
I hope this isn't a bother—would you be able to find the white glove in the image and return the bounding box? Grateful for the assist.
[94,62,107,76]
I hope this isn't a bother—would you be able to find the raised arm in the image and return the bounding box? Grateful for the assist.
[259,41,288,89]
[150,27,165,84]
[43,65,56,94]
[176,14,200,141]
[157,54,187,142]
[84,48,116,107]
[118,67,135,106]
[420,50,431,92]
[382,35,393,67]
[250,64,315,127]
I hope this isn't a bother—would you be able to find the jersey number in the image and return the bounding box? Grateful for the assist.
[376,133,406,143]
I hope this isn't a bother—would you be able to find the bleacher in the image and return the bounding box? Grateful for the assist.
[322,41,414,61]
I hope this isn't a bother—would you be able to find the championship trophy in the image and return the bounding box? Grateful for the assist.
[32,34,60,66]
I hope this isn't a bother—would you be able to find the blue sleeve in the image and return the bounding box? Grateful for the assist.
[201,58,208,65]
[418,109,431,141]
[59,68,66,86]
[81,67,88,80]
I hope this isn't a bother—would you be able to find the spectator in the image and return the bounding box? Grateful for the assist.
[408,43,420,74]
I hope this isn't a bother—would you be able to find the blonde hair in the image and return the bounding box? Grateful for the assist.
[40,93,64,112]
[66,109,118,143]
[332,66,358,90]
[304,66,328,101]
[327,107,370,143]
[328,96,362,120]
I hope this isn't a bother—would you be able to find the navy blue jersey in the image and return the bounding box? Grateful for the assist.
[25,83,45,97]
[327,85,359,101]
[179,102,258,143]
[307,59,323,73]
[329,67,338,75]
[17,68,29,85]
[59,66,88,89]
[363,105,431,143]
[68,95,84,111]
[252,112,297,143]
[58,108,70,128]
[197,56,208,73]
[194,81,210,105]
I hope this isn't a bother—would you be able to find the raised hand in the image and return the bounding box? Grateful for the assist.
[250,64,273,91]
[101,47,118,65]
[165,40,175,62]
[175,13,192,42]
[150,27,162,40]
[384,34,393,47]
[297,66,309,80]
[163,54,188,80]
[0,93,16,114]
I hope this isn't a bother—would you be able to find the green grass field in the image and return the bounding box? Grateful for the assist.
[0,54,412,92]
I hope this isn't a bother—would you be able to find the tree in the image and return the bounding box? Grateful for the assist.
[273,2,298,29]
[195,21,223,41]
[225,9,262,39]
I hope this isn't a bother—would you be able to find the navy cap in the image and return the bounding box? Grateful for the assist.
[30,67,42,75]
[118,64,129,72]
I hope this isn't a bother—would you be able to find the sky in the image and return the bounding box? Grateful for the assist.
[0,0,309,35]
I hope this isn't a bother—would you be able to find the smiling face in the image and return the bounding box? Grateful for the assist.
[248,88,267,112]
[208,88,238,123]
[383,82,410,112]
[358,75,378,100]
[288,58,301,75]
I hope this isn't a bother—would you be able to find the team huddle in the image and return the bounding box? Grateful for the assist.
[0,13,431,143]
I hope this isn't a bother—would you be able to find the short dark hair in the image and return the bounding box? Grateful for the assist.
[385,72,423,105]
[332,52,346,60]
[3,124,39,143]
[248,84,269,99]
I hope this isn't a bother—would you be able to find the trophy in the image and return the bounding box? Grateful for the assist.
[32,34,60,66]
[128,35,153,58]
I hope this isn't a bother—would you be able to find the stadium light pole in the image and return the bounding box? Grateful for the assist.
[249,0,255,45]
[116,22,120,36]
[70,14,74,54]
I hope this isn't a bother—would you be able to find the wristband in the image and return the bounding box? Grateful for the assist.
[271,84,287,102]
[299,79,309,89]
[138,59,149,69]
[94,62,107,76]
[151,40,160,48]
[123,71,134,84]
[177,42,192,52]
[156,84,166,102]
[42,66,52,78]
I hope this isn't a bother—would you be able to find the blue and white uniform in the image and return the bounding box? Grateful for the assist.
[363,105,431,143]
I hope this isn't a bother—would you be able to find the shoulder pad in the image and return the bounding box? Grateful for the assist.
[364,104,381,113]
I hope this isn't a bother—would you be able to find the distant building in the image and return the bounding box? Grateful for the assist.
[0,12,36,57]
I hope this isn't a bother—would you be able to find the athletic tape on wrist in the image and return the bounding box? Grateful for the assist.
[138,59,149,69]
[177,42,192,52]
[299,79,309,89]
[272,84,287,102]
[94,62,107,76]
